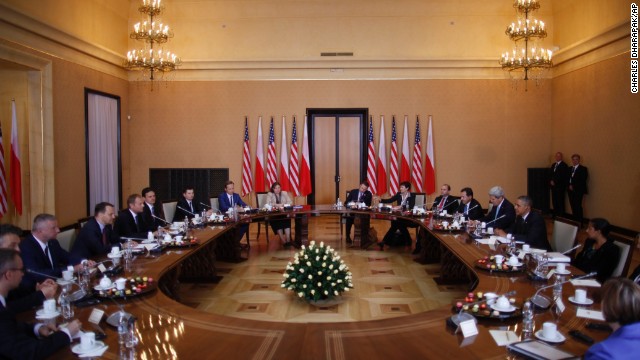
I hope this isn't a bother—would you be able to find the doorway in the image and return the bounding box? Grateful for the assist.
[307,108,368,205]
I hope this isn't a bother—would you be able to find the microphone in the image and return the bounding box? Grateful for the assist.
[152,214,171,226]
[530,271,597,309]
[119,236,147,241]
[26,268,59,280]
[465,204,479,213]
[441,198,458,209]
[485,215,506,226]
[176,206,196,217]
[562,243,581,255]
[199,202,211,209]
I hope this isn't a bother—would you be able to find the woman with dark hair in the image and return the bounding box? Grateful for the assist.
[585,278,640,359]
[572,218,620,283]
[266,182,293,248]
[377,181,416,252]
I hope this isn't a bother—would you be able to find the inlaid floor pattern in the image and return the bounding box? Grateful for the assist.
[179,217,467,323]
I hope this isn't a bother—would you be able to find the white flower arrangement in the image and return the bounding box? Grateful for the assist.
[281,241,354,301]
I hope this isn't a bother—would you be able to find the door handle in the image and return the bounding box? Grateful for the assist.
[335,175,341,183]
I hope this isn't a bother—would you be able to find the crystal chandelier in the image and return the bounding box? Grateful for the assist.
[124,0,180,81]
[499,0,552,88]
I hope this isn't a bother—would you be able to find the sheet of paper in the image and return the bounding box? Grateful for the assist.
[459,319,478,338]
[489,330,519,346]
[88,308,104,324]
[576,308,605,321]
[571,279,601,287]
[475,239,491,244]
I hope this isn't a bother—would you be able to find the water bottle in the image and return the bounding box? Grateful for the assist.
[59,287,73,320]
[507,234,516,254]
[126,316,138,348]
[522,301,534,338]
[553,274,563,299]
[79,260,90,292]
[117,313,128,345]
[184,216,189,231]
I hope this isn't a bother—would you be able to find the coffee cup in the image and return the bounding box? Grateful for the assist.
[460,216,465,222]
[164,233,172,241]
[99,277,112,289]
[522,244,530,252]
[495,296,510,309]
[174,235,184,243]
[494,254,504,265]
[556,263,567,273]
[80,332,96,351]
[574,289,587,303]
[542,322,557,339]
[112,255,121,265]
[111,246,120,256]
[115,277,127,290]
[43,299,56,313]
[487,227,494,234]
[508,255,519,266]
[442,210,448,215]
[62,270,74,281]
[484,292,498,305]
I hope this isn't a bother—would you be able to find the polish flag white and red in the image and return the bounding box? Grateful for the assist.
[375,116,387,196]
[278,116,291,191]
[240,117,253,197]
[289,117,300,197]
[399,116,411,184]
[299,116,312,196]
[266,118,278,188]
[389,117,399,195]
[366,117,377,194]
[254,117,266,192]
[0,109,8,217]
[10,100,21,215]
[411,117,424,193]
[425,115,436,195]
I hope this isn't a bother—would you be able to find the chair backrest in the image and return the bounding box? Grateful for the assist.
[57,224,78,252]
[256,192,269,208]
[551,217,579,254]
[163,201,177,223]
[610,233,638,278]
[413,193,425,207]
[210,197,219,212]
[78,216,92,228]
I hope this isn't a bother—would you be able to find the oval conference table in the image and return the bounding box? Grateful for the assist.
[46,205,607,360]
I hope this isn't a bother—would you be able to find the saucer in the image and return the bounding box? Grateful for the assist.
[568,296,594,306]
[490,304,517,312]
[507,261,523,267]
[535,330,566,344]
[71,341,105,355]
[35,308,60,319]
[56,277,76,285]
[94,284,115,291]
[107,252,122,258]
[555,269,571,275]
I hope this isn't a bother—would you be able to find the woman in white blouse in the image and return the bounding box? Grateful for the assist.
[266,182,293,247]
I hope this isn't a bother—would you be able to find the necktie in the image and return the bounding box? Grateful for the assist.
[437,196,446,211]
[44,245,53,269]
[553,162,558,172]
[494,205,501,220]
[358,192,363,202]
[188,201,193,213]
[134,214,140,232]
[229,195,234,207]
[464,204,469,215]
[102,227,108,247]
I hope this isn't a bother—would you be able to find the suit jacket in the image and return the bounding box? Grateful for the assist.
[173,197,208,222]
[573,238,620,283]
[550,161,569,188]
[0,303,71,360]
[142,202,166,229]
[266,191,293,206]
[432,195,460,214]
[455,198,484,220]
[19,234,71,290]
[115,209,150,239]
[569,165,589,194]
[345,189,372,206]
[6,290,45,314]
[218,192,247,213]
[482,198,516,230]
[506,211,552,251]
[381,192,415,209]
[70,217,119,264]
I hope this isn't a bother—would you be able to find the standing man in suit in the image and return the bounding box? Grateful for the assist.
[70,202,119,263]
[496,196,551,251]
[568,153,589,226]
[344,181,373,244]
[378,181,416,251]
[481,186,516,231]
[173,186,212,222]
[0,249,82,359]
[218,181,249,241]
[142,187,166,229]
[115,194,151,239]
[19,214,88,290]
[550,152,569,218]
[456,187,484,220]
[432,184,459,214]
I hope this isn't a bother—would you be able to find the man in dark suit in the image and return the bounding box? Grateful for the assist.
[19,214,85,290]
[115,194,152,239]
[70,202,120,263]
[481,186,516,231]
[0,249,81,359]
[431,184,459,214]
[496,196,552,251]
[344,181,373,244]
[456,187,484,220]
[568,153,589,226]
[142,187,166,229]
[378,181,416,251]
[549,151,569,218]
[174,186,213,222]
[218,181,249,240]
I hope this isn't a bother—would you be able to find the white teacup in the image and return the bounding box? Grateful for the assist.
[487,227,494,234]
[99,277,112,289]
[484,292,498,305]
[494,254,504,265]
[460,216,465,222]
[43,299,56,313]
[442,210,448,215]
[111,246,120,256]
[115,278,127,290]
[194,213,200,219]
[508,255,519,266]
[174,235,184,243]
[556,263,567,273]
[62,270,74,281]
[522,244,531,252]
[67,265,75,272]
[495,296,510,309]
[80,332,96,351]
[112,255,121,265]
[542,322,557,339]
[163,234,172,241]
[574,289,587,303]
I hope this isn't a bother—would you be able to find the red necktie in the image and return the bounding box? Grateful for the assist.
[102,228,108,247]
[438,196,446,211]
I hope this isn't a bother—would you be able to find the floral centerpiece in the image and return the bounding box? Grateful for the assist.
[281,241,353,302]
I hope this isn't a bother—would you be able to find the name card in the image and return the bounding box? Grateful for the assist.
[576,308,605,321]
[458,319,479,338]
[88,308,105,324]
[555,297,565,313]
[571,279,601,287]
[97,264,107,273]
[546,269,556,279]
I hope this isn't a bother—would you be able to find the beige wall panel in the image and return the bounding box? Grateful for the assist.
[551,54,640,229]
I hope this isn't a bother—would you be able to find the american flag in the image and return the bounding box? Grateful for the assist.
[241,117,253,197]
[389,117,399,195]
[0,117,8,217]
[289,117,300,197]
[266,117,278,188]
[366,117,377,195]
[411,116,424,193]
